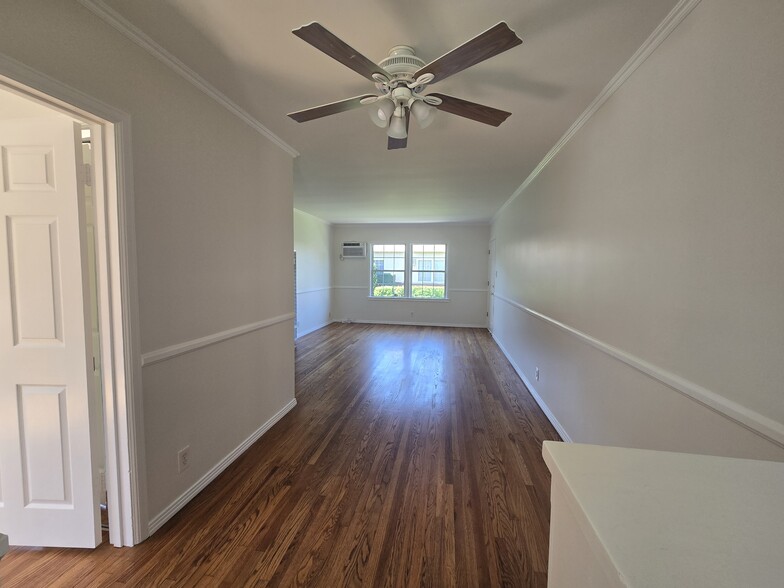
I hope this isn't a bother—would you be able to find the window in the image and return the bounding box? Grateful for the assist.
[370,243,447,299]
[371,244,406,297]
[411,244,446,298]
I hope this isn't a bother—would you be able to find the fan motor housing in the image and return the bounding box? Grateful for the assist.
[378,45,425,87]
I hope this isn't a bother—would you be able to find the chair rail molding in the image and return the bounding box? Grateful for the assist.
[142,313,295,367]
[494,293,784,448]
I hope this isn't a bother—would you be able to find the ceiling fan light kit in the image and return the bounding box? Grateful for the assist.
[369,97,395,127]
[410,100,436,129]
[288,21,523,149]
[387,114,408,139]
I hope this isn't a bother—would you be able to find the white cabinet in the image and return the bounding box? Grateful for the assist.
[544,442,784,587]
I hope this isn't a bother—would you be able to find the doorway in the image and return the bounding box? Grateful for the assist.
[488,239,496,331]
[293,250,297,340]
[0,61,144,548]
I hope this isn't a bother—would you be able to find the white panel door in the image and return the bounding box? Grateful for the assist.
[0,118,101,548]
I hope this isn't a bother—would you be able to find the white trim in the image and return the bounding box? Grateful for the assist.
[367,297,450,302]
[147,398,297,535]
[335,286,487,293]
[491,333,571,442]
[332,221,490,229]
[88,123,125,545]
[295,320,334,339]
[142,313,295,367]
[342,319,485,329]
[493,0,702,223]
[76,0,299,158]
[494,294,784,448]
[296,286,331,295]
[0,54,146,546]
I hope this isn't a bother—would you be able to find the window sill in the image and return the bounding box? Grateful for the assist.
[368,296,450,302]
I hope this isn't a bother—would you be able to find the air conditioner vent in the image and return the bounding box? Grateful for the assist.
[341,242,366,258]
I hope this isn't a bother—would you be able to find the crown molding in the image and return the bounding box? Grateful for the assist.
[493,0,702,223]
[77,0,299,158]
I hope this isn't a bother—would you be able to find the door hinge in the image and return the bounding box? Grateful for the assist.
[486,311,489,317]
[84,163,92,187]
[487,280,490,286]
[93,356,96,371]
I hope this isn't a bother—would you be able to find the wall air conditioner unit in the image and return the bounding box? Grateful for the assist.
[341,241,366,259]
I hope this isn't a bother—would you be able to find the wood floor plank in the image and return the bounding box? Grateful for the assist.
[0,324,560,586]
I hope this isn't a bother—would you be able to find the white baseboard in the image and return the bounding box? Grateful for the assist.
[490,332,572,443]
[147,397,297,535]
[296,319,334,339]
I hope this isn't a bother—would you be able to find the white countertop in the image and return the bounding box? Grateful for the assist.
[543,441,784,587]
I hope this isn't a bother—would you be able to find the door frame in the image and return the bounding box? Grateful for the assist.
[0,53,147,546]
[488,238,496,332]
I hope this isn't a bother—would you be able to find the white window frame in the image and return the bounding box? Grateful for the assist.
[369,243,448,300]
[370,243,406,298]
[410,244,447,298]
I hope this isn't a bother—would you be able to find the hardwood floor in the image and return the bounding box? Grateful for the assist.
[0,324,561,587]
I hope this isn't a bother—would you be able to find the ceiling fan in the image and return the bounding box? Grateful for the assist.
[287,22,523,150]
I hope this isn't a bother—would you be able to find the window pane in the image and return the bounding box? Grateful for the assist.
[411,244,446,298]
[371,244,406,297]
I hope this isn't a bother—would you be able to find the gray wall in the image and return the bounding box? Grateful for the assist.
[490,0,784,460]
[332,224,490,327]
[294,209,332,338]
[0,0,296,527]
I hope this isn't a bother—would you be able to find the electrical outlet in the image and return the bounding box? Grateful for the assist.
[178,445,191,473]
[535,367,540,381]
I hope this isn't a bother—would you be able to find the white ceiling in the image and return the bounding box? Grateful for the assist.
[103,0,679,224]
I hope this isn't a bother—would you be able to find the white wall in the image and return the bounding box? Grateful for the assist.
[0,0,296,529]
[294,209,331,338]
[332,224,489,327]
[491,0,784,461]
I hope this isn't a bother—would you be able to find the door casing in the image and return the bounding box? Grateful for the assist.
[488,239,496,331]
[0,52,148,546]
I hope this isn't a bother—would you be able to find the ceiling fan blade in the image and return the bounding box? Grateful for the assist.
[414,22,522,84]
[293,22,389,82]
[427,93,511,127]
[388,110,410,150]
[288,94,377,123]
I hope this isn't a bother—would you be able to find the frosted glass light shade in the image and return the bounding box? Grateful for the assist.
[387,114,407,139]
[369,98,395,128]
[411,100,436,128]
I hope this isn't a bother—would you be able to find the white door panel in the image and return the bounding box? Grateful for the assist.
[0,118,100,548]
[7,216,63,344]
